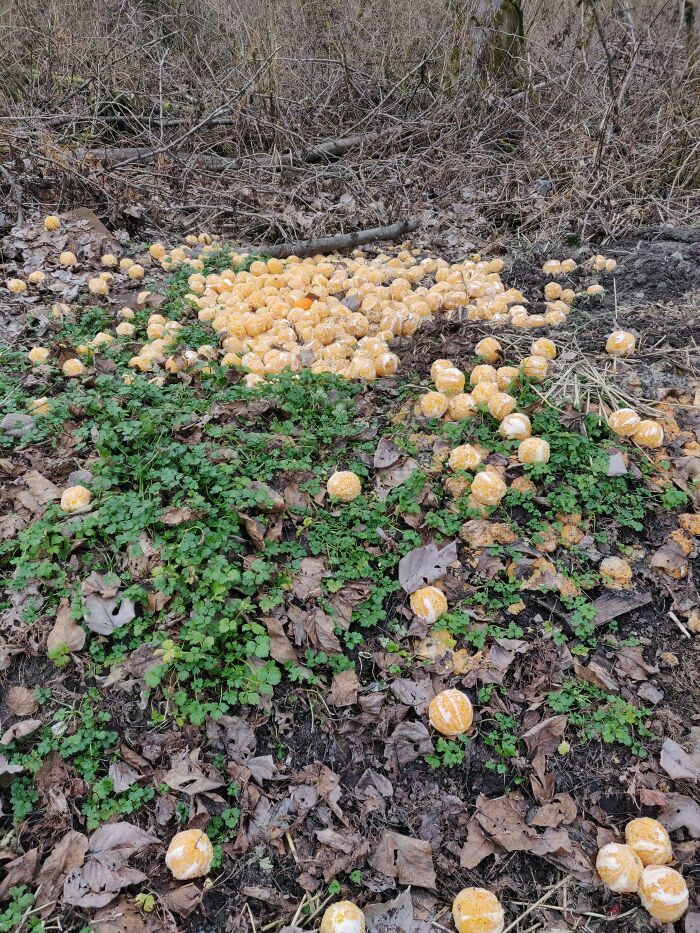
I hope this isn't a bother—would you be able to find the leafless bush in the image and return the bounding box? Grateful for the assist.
[0,0,698,245]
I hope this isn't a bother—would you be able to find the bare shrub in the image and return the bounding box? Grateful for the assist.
[0,0,698,243]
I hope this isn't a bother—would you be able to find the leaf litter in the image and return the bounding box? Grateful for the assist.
[0,219,699,931]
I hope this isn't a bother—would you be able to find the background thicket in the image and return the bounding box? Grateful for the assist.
[0,0,699,243]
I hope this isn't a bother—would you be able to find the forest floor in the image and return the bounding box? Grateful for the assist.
[0,213,699,933]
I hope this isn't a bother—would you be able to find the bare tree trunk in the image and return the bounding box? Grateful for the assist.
[471,0,524,84]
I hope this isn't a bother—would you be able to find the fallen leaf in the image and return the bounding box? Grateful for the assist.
[329,669,359,707]
[261,616,297,663]
[108,761,141,793]
[24,470,61,504]
[0,848,39,900]
[460,818,499,869]
[375,457,420,498]
[398,541,458,594]
[650,540,688,579]
[659,794,700,839]
[88,822,160,855]
[591,590,652,625]
[0,754,24,787]
[159,506,200,525]
[615,646,659,681]
[0,718,42,745]
[370,831,436,889]
[660,738,699,782]
[374,437,401,469]
[521,715,568,785]
[162,883,202,917]
[389,678,435,713]
[530,793,577,828]
[363,888,415,931]
[239,512,266,549]
[384,721,434,766]
[84,594,136,635]
[292,557,326,600]
[606,450,628,476]
[35,830,89,914]
[5,685,39,715]
[47,602,86,653]
[163,765,224,796]
[0,413,35,438]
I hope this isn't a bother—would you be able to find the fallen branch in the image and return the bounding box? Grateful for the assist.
[258,219,421,258]
[84,132,381,172]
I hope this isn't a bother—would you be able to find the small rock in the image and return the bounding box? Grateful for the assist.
[1,413,35,438]
[658,651,679,669]
[68,469,94,487]
[637,683,664,705]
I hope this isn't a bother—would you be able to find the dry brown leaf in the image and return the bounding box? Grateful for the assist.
[24,470,61,504]
[374,436,402,468]
[398,540,458,594]
[159,506,201,525]
[35,830,89,914]
[370,831,436,889]
[5,685,39,716]
[659,793,700,838]
[292,557,326,600]
[0,718,42,745]
[47,602,86,654]
[530,793,578,828]
[329,669,359,707]
[0,848,39,900]
[261,616,297,663]
[660,738,699,782]
[162,883,203,917]
[84,594,135,635]
[384,721,434,766]
[0,754,24,787]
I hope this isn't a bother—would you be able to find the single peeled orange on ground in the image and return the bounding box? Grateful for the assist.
[625,817,673,866]
[518,437,550,464]
[633,420,664,448]
[471,469,507,506]
[470,363,498,385]
[520,355,548,381]
[638,866,688,923]
[471,381,499,406]
[60,485,92,512]
[435,366,465,396]
[475,337,502,363]
[606,330,636,356]
[448,394,477,420]
[429,688,474,736]
[327,471,361,502]
[499,413,531,441]
[44,214,61,231]
[28,347,50,365]
[596,843,643,893]
[599,556,633,589]
[320,901,366,933]
[165,829,214,880]
[448,444,482,472]
[420,391,449,418]
[410,586,448,624]
[607,408,640,437]
[496,366,519,390]
[62,358,86,377]
[531,338,556,359]
[452,887,504,933]
[430,358,454,381]
[28,397,51,416]
[487,392,517,421]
